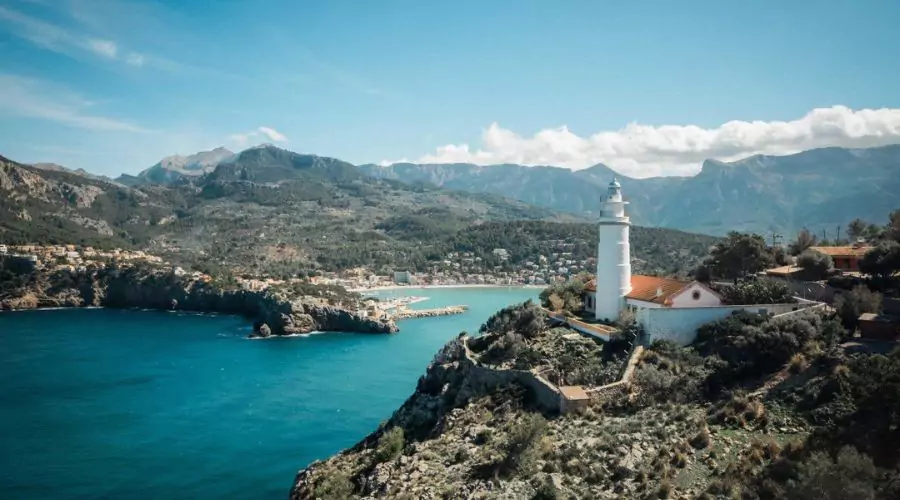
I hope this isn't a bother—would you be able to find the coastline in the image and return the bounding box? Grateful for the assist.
[350,283,545,293]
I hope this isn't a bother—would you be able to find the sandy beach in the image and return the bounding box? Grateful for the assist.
[349,283,545,293]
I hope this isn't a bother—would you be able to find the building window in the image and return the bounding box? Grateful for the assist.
[692,290,701,300]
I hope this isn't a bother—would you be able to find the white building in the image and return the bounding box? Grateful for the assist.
[393,270,417,285]
[582,178,809,345]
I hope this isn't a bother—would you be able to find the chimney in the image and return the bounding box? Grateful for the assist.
[656,286,663,298]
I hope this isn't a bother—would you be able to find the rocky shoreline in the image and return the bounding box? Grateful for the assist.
[0,266,398,337]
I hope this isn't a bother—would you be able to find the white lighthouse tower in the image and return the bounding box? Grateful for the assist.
[594,178,632,321]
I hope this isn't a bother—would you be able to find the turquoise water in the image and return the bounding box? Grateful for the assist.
[0,287,536,499]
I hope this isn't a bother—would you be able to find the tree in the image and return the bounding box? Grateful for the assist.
[889,209,900,242]
[704,232,775,280]
[859,241,900,281]
[847,218,868,242]
[720,280,796,305]
[834,285,882,330]
[790,228,818,255]
[797,249,834,280]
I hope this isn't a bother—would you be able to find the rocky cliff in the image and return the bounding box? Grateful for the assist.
[287,304,899,499]
[0,266,397,336]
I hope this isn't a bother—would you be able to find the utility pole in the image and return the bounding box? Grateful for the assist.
[836,225,842,244]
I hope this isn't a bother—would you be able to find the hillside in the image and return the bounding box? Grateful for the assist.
[2,148,593,274]
[361,144,900,236]
[291,303,900,499]
[2,147,720,278]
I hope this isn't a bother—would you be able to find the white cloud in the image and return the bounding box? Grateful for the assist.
[258,126,287,142]
[392,106,900,178]
[0,74,147,132]
[229,126,289,147]
[125,52,144,67]
[88,38,117,58]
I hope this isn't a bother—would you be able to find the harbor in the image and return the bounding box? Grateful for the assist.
[358,293,469,322]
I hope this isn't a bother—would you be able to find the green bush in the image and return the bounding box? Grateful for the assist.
[834,285,882,330]
[374,426,405,463]
[694,311,842,394]
[313,469,355,499]
[797,250,834,280]
[784,447,878,500]
[720,279,796,305]
[479,300,545,339]
[500,413,547,477]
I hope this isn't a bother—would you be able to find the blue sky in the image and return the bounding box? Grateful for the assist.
[1,0,900,177]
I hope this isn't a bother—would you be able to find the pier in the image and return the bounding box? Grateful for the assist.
[391,305,468,320]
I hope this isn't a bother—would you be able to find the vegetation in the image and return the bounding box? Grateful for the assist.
[374,427,405,463]
[538,272,591,314]
[718,279,797,305]
[860,241,900,281]
[789,228,819,255]
[796,249,834,280]
[703,232,774,280]
[833,285,883,330]
[2,152,719,279]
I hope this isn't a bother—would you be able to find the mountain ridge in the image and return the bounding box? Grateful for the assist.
[361,144,900,236]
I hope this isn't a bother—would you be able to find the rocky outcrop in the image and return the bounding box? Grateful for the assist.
[0,267,398,337]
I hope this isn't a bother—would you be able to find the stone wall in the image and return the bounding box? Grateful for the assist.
[460,338,563,414]
[587,346,644,404]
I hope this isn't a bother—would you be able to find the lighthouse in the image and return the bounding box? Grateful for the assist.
[594,178,632,321]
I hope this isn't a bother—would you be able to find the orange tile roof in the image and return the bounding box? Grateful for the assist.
[583,275,690,304]
[809,246,871,258]
[626,275,691,304]
[765,265,805,276]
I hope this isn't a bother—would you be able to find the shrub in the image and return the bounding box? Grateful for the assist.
[479,301,545,339]
[785,447,878,500]
[834,285,882,330]
[797,250,834,280]
[500,413,547,476]
[695,311,835,392]
[721,279,796,305]
[788,353,809,373]
[313,469,354,499]
[709,392,767,428]
[481,332,526,365]
[374,426,405,463]
[539,275,590,314]
[690,426,712,449]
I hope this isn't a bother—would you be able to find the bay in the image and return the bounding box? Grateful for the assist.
[0,287,536,499]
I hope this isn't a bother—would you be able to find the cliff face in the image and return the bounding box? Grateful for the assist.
[0,267,397,336]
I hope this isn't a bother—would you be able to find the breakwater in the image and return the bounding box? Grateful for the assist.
[392,305,468,320]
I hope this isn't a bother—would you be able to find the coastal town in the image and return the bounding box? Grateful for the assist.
[0,242,586,291]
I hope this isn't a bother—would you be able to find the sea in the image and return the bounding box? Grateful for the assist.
[0,287,537,499]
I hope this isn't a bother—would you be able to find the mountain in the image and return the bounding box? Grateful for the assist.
[361,144,900,236]
[0,154,178,247]
[1,145,721,279]
[1,146,582,275]
[117,147,234,186]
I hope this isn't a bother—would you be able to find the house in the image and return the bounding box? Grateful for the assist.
[764,265,807,280]
[584,275,723,318]
[857,313,900,341]
[810,242,871,272]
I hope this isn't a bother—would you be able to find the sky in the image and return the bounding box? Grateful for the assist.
[1,0,900,178]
